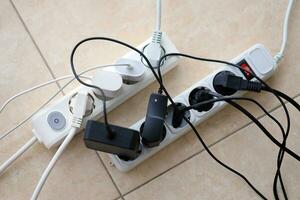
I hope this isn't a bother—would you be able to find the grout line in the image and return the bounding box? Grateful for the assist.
[9,0,65,95]
[122,120,256,197]
[95,151,125,200]
[123,92,300,197]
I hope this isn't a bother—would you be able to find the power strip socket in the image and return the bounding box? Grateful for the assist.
[109,44,277,172]
[31,33,180,149]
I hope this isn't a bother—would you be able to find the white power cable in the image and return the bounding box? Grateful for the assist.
[156,0,162,31]
[143,0,163,67]
[0,136,37,174]
[0,75,90,114]
[0,64,129,141]
[31,90,89,200]
[274,0,294,64]
[30,127,76,200]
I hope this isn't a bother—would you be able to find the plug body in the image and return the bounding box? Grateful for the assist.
[91,70,123,98]
[84,120,141,160]
[189,87,214,112]
[140,93,168,147]
[143,31,164,68]
[143,43,163,67]
[213,71,237,96]
[171,103,187,128]
[213,71,262,93]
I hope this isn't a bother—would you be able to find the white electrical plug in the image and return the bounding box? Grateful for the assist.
[143,31,163,68]
[91,70,123,98]
[103,58,145,83]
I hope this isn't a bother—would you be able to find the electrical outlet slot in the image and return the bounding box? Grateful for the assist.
[165,102,191,129]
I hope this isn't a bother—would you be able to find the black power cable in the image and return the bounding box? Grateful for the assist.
[184,95,291,199]
[69,37,268,199]
[157,53,294,200]
[262,87,300,200]
[262,88,300,112]
[183,96,298,161]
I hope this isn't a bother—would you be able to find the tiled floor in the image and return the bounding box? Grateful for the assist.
[0,0,299,199]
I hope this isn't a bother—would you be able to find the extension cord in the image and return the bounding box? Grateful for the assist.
[31,33,180,149]
[109,44,277,172]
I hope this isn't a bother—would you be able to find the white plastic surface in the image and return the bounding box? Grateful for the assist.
[31,33,180,149]
[103,58,146,82]
[91,70,123,98]
[110,44,277,172]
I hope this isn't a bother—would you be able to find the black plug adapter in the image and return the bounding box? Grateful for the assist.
[84,120,141,160]
[213,71,238,96]
[140,93,168,148]
[213,71,262,94]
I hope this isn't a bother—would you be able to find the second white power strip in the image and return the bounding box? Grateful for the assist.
[109,44,277,172]
[31,33,180,149]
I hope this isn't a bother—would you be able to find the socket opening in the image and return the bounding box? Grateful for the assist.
[140,44,166,69]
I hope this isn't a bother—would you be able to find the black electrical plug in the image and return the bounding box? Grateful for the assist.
[171,103,187,128]
[213,71,238,96]
[140,93,168,148]
[189,87,215,112]
[84,120,141,161]
[213,71,262,94]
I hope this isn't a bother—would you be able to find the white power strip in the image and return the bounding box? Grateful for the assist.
[31,33,180,149]
[109,44,277,172]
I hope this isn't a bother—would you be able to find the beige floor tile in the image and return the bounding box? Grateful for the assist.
[124,97,300,200]
[0,0,60,168]
[0,1,119,199]
[12,0,300,195]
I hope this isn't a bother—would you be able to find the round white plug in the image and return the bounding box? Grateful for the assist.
[103,58,145,83]
[91,70,123,99]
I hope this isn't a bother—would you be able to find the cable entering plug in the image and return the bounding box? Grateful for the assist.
[213,71,262,93]
[213,71,237,96]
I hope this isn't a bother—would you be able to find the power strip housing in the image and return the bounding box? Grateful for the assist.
[109,44,277,172]
[31,33,180,149]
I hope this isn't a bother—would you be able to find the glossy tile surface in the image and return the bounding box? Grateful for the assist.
[125,97,300,200]
[0,1,119,199]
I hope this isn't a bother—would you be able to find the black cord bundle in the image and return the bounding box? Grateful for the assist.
[157,53,300,200]
[70,37,300,200]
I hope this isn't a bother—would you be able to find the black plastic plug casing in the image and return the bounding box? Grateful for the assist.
[171,103,187,128]
[213,71,237,96]
[189,87,214,112]
[213,71,262,93]
[84,120,141,160]
[140,93,168,148]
